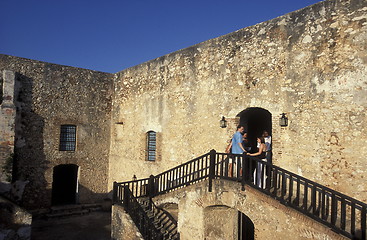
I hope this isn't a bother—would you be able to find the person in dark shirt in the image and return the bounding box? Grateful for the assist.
[242,132,251,153]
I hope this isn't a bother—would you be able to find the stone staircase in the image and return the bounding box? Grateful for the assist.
[114,150,367,239]
[138,198,179,240]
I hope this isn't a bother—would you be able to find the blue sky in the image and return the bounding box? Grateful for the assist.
[0,0,321,73]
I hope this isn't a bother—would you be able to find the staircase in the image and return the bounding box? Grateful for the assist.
[139,198,179,239]
[113,150,367,240]
[120,186,178,240]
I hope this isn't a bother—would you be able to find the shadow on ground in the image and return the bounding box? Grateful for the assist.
[31,211,111,240]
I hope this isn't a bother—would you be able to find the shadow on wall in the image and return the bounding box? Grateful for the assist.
[12,73,49,209]
[78,185,112,207]
[50,177,112,209]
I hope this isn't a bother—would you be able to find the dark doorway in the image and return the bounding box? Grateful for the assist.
[238,211,255,240]
[52,164,79,205]
[238,107,272,153]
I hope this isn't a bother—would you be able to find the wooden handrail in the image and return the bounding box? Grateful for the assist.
[122,187,164,240]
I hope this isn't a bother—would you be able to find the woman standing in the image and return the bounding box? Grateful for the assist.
[247,137,266,188]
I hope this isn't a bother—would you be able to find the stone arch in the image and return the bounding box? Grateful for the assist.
[238,211,255,240]
[152,180,260,239]
[51,164,79,205]
[203,204,255,240]
[237,107,272,153]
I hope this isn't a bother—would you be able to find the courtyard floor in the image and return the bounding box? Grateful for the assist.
[31,211,111,240]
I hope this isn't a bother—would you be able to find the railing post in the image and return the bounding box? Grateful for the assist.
[331,192,337,226]
[361,205,366,240]
[266,162,272,191]
[241,155,247,191]
[148,174,156,197]
[113,181,118,204]
[208,149,216,192]
[123,186,129,209]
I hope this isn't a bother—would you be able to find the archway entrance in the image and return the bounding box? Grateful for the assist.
[238,211,255,240]
[238,107,272,155]
[51,164,79,205]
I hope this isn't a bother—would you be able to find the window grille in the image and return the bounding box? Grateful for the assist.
[146,131,156,161]
[59,125,76,151]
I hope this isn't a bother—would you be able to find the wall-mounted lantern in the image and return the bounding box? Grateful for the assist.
[279,113,288,127]
[220,116,227,128]
[132,175,137,181]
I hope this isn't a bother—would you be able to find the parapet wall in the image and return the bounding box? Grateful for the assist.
[110,0,367,203]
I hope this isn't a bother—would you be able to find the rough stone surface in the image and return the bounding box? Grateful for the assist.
[0,70,16,182]
[0,56,113,208]
[111,205,144,240]
[109,0,367,203]
[152,179,348,240]
[0,196,32,240]
[0,0,366,238]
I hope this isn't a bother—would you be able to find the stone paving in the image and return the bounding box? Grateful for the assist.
[31,211,111,240]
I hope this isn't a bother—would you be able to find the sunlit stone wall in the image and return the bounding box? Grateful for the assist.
[110,0,367,203]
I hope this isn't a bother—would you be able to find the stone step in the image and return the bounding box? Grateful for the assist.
[46,209,90,218]
[31,204,103,219]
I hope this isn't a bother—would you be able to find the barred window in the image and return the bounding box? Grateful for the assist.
[146,131,156,161]
[59,125,76,151]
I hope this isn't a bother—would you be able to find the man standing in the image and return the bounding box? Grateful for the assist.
[229,125,246,177]
[231,125,246,154]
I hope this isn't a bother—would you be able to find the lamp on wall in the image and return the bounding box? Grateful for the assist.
[220,116,227,128]
[279,113,288,127]
[132,175,137,181]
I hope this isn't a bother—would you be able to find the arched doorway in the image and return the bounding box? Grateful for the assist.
[237,107,272,155]
[238,211,255,240]
[51,164,79,205]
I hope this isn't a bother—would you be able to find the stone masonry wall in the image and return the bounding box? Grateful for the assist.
[111,205,144,240]
[0,55,113,208]
[0,70,16,182]
[110,0,367,202]
[152,179,348,240]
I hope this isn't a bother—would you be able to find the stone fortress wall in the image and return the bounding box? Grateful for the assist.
[0,55,113,208]
[0,0,366,210]
[110,0,367,203]
[0,70,16,182]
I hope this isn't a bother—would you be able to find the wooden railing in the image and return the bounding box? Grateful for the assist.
[139,198,179,239]
[120,187,164,240]
[113,150,367,240]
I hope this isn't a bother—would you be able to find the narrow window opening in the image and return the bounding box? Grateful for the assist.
[59,125,76,151]
[146,131,156,161]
